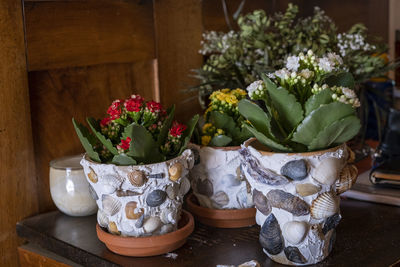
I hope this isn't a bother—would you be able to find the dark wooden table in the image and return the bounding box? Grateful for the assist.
[16,199,400,267]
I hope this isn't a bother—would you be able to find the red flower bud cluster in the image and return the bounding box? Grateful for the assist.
[107,99,123,120]
[124,95,144,112]
[169,122,187,137]
[146,101,163,113]
[117,137,132,151]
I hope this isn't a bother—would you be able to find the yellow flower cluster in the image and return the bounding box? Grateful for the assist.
[210,88,246,106]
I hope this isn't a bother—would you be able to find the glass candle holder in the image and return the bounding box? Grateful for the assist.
[50,155,97,216]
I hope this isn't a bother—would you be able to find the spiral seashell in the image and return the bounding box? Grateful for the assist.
[88,184,98,200]
[169,162,183,181]
[100,175,123,194]
[282,221,309,245]
[211,191,229,209]
[128,170,146,187]
[312,157,342,185]
[259,214,284,255]
[266,189,309,216]
[335,164,358,194]
[143,217,162,233]
[179,177,191,196]
[252,189,271,215]
[295,183,321,197]
[108,221,120,235]
[166,183,179,199]
[284,246,307,264]
[125,201,144,220]
[102,195,122,216]
[97,209,109,228]
[347,146,355,163]
[87,167,98,183]
[311,192,339,219]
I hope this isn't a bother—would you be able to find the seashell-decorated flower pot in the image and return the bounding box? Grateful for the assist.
[239,139,357,265]
[187,144,256,228]
[80,149,195,255]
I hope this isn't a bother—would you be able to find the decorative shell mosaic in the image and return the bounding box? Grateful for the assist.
[81,149,194,237]
[189,144,253,210]
[239,144,357,265]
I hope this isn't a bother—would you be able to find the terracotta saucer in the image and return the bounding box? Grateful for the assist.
[96,210,194,257]
[186,193,256,228]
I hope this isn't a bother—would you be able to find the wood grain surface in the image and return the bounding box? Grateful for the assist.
[0,0,39,266]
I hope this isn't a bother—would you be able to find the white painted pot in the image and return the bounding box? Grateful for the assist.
[189,144,253,210]
[239,139,357,265]
[80,149,194,237]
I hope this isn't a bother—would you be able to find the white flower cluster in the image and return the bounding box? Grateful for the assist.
[312,83,360,108]
[337,33,376,57]
[199,31,238,55]
[246,80,265,99]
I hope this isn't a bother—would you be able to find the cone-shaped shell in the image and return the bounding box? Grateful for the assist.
[282,221,309,245]
[108,221,120,235]
[128,170,146,187]
[102,195,122,216]
[88,167,98,183]
[336,164,358,194]
[311,192,339,219]
[266,190,309,216]
[125,201,144,220]
[312,157,342,185]
[97,209,109,228]
[116,189,141,197]
[169,162,183,181]
[295,183,321,197]
[259,214,284,255]
[253,189,271,215]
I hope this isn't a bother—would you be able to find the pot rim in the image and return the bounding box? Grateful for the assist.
[189,142,241,151]
[244,138,346,157]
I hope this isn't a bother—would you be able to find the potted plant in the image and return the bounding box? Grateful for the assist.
[187,88,255,228]
[237,51,360,265]
[73,94,199,256]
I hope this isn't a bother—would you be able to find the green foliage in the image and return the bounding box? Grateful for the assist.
[72,118,101,162]
[86,117,118,155]
[178,114,200,155]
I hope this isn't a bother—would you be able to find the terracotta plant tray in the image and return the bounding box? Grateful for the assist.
[96,210,194,257]
[186,194,256,228]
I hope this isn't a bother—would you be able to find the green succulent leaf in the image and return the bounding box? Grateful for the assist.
[304,89,334,116]
[157,105,175,147]
[292,102,356,146]
[210,134,233,147]
[243,124,292,152]
[111,154,136,165]
[86,117,118,155]
[324,72,355,89]
[72,118,101,162]
[209,111,236,134]
[232,125,253,145]
[261,76,304,133]
[238,99,271,135]
[178,114,200,155]
[308,115,361,150]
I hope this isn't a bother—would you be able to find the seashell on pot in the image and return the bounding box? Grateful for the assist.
[116,189,141,197]
[266,190,309,216]
[335,164,358,194]
[284,246,307,264]
[322,213,341,235]
[347,146,355,163]
[282,221,309,245]
[146,189,167,207]
[135,214,145,228]
[252,189,271,216]
[311,192,339,219]
[295,183,321,197]
[169,162,183,182]
[102,195,122,216]
[143,216,162,233]
[195,179,214,197]
[280,159,308,181]
[179,177,191,196]
[211,191,230,209]
[166,183,179,199]
[88,184,98,200]
[312,157,342,186]
[259,214,284,255]
[108,221,120,235]
[148,173,165,179]
[160,207,177,224]
[100,175,123,194]
[128,170,146,187]
[125,201,144,220]
[88,167,98,183]
[97,209,109,228]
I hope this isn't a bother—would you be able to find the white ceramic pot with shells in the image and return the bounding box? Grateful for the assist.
[189,143,253,210]
[80,149,194,237]
[239,139,357,266]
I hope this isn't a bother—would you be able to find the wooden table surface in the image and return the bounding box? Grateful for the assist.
[16,199,400,267]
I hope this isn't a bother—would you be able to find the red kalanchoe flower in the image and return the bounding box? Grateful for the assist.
[146,101,163,113]
[130,94,144,103]
[107,99,123,119]
[100,117,112,127]
[117,137,132,151]
[169,122,187,137]
[124,98,143,112]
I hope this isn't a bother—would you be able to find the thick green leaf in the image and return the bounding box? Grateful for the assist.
[126,124,165,163]
[209,111,236,134]
[86,117,118,155]
[72,118,101,162]
[210,135,232,147]
[261,76,304,133]
[157,105,175,147]
[308,115,361,150]
[111,154,136,165]
[232,125,253,145]
[324,72,355,89]
[243,124,292,152]
[304,89,334,116]
[292,102,356,146]
[238,99,271,135]
[178,114,200,155]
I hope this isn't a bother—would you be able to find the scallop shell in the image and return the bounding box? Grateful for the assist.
[116,189,141,197]
[143,217,162,233]
[282,221,309,245]
[211,191,229,209]
[166,183,179,199]
[102,195,122,216]
[347,146,355,163]
[311,192,339,219]
[266,190,309,216]
[146,190,167,207]
[100,175,123,194]
[284,246,307,264]
[336,164,358,194]
[252,189,271,215]
[108,221,120,235]
[259,214,284,255]
[88,184,98,200]
[179,177,191,196]
[160,207,177,224]
[128,170,146,187]
[87,167,98,183]
[312,157,342,185]
[295,183,321,197]
[125,201,144,220]
[195,179,213,197]
[169,162,183,181]
[97,209,109,228]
